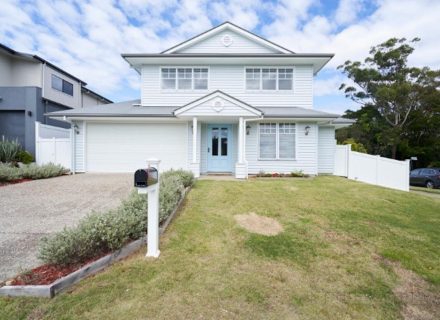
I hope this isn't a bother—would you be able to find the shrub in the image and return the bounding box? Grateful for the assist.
[20,163,68,179]
[342,138,367,153]
[0,163,21,182]
[18,150,34,164]
[0,163,68,182]
[0,136,22,163]
[38,169,194,266]
[160,169,194,188]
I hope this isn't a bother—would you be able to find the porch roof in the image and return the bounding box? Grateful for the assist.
[46,98,341,121]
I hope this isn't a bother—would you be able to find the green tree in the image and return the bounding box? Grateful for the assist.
[338,37,440,160]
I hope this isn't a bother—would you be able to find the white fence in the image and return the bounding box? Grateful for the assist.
[334,145,410,191]
[35,122,71,170]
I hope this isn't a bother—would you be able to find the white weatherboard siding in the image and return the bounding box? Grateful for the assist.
[85,122,188,173]
[318,126,336,174]
[178,30,278,54]
[73,121,85,172]
[246,122,318,175]
[141,65,313,108]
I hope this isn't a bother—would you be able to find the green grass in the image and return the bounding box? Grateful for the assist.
[411,186,440,194]
[1,176,439,319]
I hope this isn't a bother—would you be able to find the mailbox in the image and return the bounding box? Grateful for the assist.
[134,167,158,188]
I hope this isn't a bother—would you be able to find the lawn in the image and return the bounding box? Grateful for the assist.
[1,176,439,319]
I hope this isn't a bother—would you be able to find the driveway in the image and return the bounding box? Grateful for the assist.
[0,173,132,282]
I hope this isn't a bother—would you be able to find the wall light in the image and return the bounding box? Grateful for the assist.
[305,125,311,136]
[246,125,251,135]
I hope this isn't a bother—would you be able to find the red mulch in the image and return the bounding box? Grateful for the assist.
[9,253,109,285]
[0,178,33,187]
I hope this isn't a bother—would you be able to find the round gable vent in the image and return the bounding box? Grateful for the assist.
[221,34,233,47]
[212,99,224,112]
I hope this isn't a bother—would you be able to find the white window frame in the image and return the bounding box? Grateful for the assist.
[244,66,294,92]
[160,66,209,92]
[258,122,297,160]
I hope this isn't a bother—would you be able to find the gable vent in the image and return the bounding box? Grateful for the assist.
[221,34,233,47]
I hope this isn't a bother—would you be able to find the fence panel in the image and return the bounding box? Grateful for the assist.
[334,145,409,191]
[35,122,71,170]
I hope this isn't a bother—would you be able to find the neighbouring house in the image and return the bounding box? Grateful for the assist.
[0,43,112,156]
[48,22,353,178]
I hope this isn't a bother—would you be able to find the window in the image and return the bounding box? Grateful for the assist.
[161,68,176,89]
[194,68,208,89]
[246,68,261,90]
[259,123,277,159]
[259,123,296,159]
[178,68,192,89]
[51,74,73,96]
[262,68,277,90]
[245,68,293,91]
[278,68,293,90]
[161,67,208,90]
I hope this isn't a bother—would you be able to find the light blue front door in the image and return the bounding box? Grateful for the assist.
[207,124,234,172]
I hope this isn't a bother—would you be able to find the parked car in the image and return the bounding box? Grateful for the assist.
[410,168,440,188]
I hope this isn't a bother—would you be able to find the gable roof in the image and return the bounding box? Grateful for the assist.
[174,90,263,116]
[161,22,294,54]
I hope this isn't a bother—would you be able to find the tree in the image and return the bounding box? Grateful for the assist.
[338,37,440,159]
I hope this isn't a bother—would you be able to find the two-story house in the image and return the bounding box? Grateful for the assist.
[49,22,352,178]
[0,43,112,156]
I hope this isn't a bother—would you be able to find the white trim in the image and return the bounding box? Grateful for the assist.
[257,122,297,161]
[174,91,262,116]
[159,66,210,92]
[83,121,87,172]
[244,66,295,92]
[162,23,291,54]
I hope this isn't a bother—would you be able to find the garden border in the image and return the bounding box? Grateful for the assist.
[0,187,190,298]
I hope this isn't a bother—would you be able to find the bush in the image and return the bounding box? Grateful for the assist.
[38,169,194,266]
[0,136,21,163]
[160,169,194,188]
[18,150,34,164]
[20,163,68,179]
[342,138,367,153]
[0,163,21,182]
[0,163,68,182]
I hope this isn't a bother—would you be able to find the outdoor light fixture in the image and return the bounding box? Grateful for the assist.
[246,125,251,135]
[27,111,32,117]
[73,124,80,135]
[305,125,311,136]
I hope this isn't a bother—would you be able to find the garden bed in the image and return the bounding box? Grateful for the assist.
[0,171,192,298]
[0,178,33,187]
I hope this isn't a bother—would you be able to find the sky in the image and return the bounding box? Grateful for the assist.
[1,0,439,114]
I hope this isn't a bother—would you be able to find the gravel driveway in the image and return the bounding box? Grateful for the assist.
[0,173,132,282]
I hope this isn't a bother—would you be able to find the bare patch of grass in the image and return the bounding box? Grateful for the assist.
[234,212,283,236]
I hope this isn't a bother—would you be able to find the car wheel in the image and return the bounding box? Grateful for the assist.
[426,180,434,189]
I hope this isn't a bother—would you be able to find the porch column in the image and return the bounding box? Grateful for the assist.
[235,117,248,179]
[190,117,200,178]
[238,117,244,163]
[192,117,197,163]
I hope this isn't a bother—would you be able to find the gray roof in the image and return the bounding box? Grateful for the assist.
[46,100,174,117]
[47,99,341,119]
[259,107,339,118]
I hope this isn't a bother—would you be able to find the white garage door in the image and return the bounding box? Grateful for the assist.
[86,122,188,172]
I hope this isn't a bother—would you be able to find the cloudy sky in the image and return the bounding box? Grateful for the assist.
[1,0,439,114]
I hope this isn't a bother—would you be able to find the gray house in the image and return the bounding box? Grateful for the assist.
[0,44,112,156]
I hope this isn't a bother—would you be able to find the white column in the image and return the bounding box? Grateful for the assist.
[146,159,161,258]
[192,117,197,163]
[238,117,244,163]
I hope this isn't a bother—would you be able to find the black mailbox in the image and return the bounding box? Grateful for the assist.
[134,167,158,188]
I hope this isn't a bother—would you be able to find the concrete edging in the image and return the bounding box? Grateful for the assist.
[0,186,190,298]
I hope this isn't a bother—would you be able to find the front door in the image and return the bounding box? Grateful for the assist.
[207,124,233,172]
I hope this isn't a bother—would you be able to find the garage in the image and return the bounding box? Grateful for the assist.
[85,122,188,172]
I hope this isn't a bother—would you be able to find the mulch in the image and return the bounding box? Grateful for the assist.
[9,253,109,285]
[0,178,33,187]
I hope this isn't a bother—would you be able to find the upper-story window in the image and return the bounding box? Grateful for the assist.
[51,74,73,96]
[246,68,293,91]
[161,67,208,90]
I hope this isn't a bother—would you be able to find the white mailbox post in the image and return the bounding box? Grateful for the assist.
[136,159,161,258]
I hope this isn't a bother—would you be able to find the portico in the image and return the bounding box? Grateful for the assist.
[174,90,263,179]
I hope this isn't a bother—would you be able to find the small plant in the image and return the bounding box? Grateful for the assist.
[0,163,21,182]
[18,150,34,164]
[0,136,22,163]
